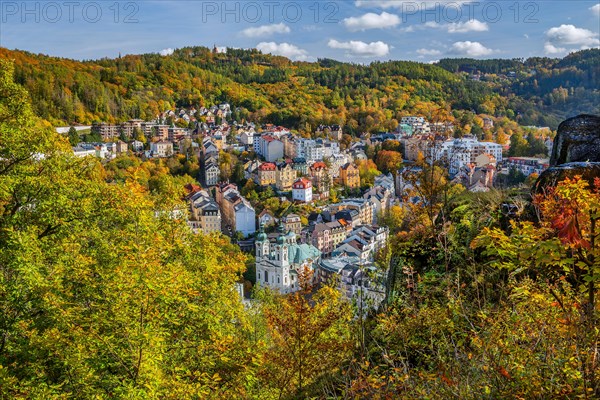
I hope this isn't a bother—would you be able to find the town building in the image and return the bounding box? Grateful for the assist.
[330,198,375,226]
[318,257,385,310]
[504,157,550,176]
[187,189,222,234]
[296,139,340,163]
[204,159,220,187]
[281,213,302,237]
[339,163,360,189]
[374,173,395,193]
[215,183,256,237]
[275,162,296,191]
[363,186,393,222]
[258,209,277,228]
[239,130,255,147]
[258,162,277,187]
[257,135,284,162]
[310,161,331,198]
[400,116,430,135]
[292,157,308,175]
[292,178,313,203]
[436,137,503,175]
[332,225,389,261]
[316,124,343,141]
[309,220,348,257]
[150,141,173,158]
[255,225,321,294]
[282,135,297,158]
[72,143,110,159]
[115,140,128,154]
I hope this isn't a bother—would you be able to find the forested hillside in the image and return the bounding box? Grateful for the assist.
[1,46,598,131]
[437,49,600,127]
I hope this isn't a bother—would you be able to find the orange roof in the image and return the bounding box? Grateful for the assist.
[311,161,327,170]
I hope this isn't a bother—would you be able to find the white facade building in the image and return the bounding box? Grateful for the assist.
[436,137,503,175]
[150,141,174,158]
[234,200,256,237]
[296,139,341,163]
[292,178,313,203]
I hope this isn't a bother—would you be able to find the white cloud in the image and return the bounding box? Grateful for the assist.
[544,43,566,55]
[256,42,308,60]
[416,48,442,56]
[545,24,600,50]
[355,1,474,10]
[409,19,488,33]
[450,41,495,57]
[590,4,600,16]
[159,48,174,56]
[328,39,390,57]
[446,19,489,33]
[242,23,290,38]
[342,12,401,31]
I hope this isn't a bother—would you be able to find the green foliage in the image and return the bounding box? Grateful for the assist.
[0,60,255,398]
[67,126,79,146]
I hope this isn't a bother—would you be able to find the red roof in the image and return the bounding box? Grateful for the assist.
[311,161,327,170]
[293,178,312,189]
[259,162,277,171]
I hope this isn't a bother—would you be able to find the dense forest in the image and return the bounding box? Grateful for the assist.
[1,59,599,398]
[0,46,598,132]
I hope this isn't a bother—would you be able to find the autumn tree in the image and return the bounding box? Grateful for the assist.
[375,150,403,175]
[356,159,381,187]
[260,269,353,398]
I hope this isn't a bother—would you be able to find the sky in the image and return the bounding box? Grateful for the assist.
[0,1,599,62]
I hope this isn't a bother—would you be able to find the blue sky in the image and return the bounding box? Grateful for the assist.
[1,1,598,62]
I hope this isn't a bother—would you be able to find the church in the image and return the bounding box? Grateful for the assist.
[255,224,321,294]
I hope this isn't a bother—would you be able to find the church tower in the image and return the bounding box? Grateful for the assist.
[255,223,269,262]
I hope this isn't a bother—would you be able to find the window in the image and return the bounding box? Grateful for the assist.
[264,271,268,283]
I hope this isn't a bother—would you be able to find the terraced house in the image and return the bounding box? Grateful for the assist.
[310,161,331,199]
[275,162,296,191]
[339,162,360,189]
[257,162,277,187]
[186,188,222,235]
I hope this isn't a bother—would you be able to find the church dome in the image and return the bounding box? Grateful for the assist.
[257,231,268,241]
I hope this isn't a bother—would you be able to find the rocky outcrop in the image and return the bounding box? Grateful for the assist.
[535,114,600,193]
[533,162,600,193]
[549,114,600,166]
